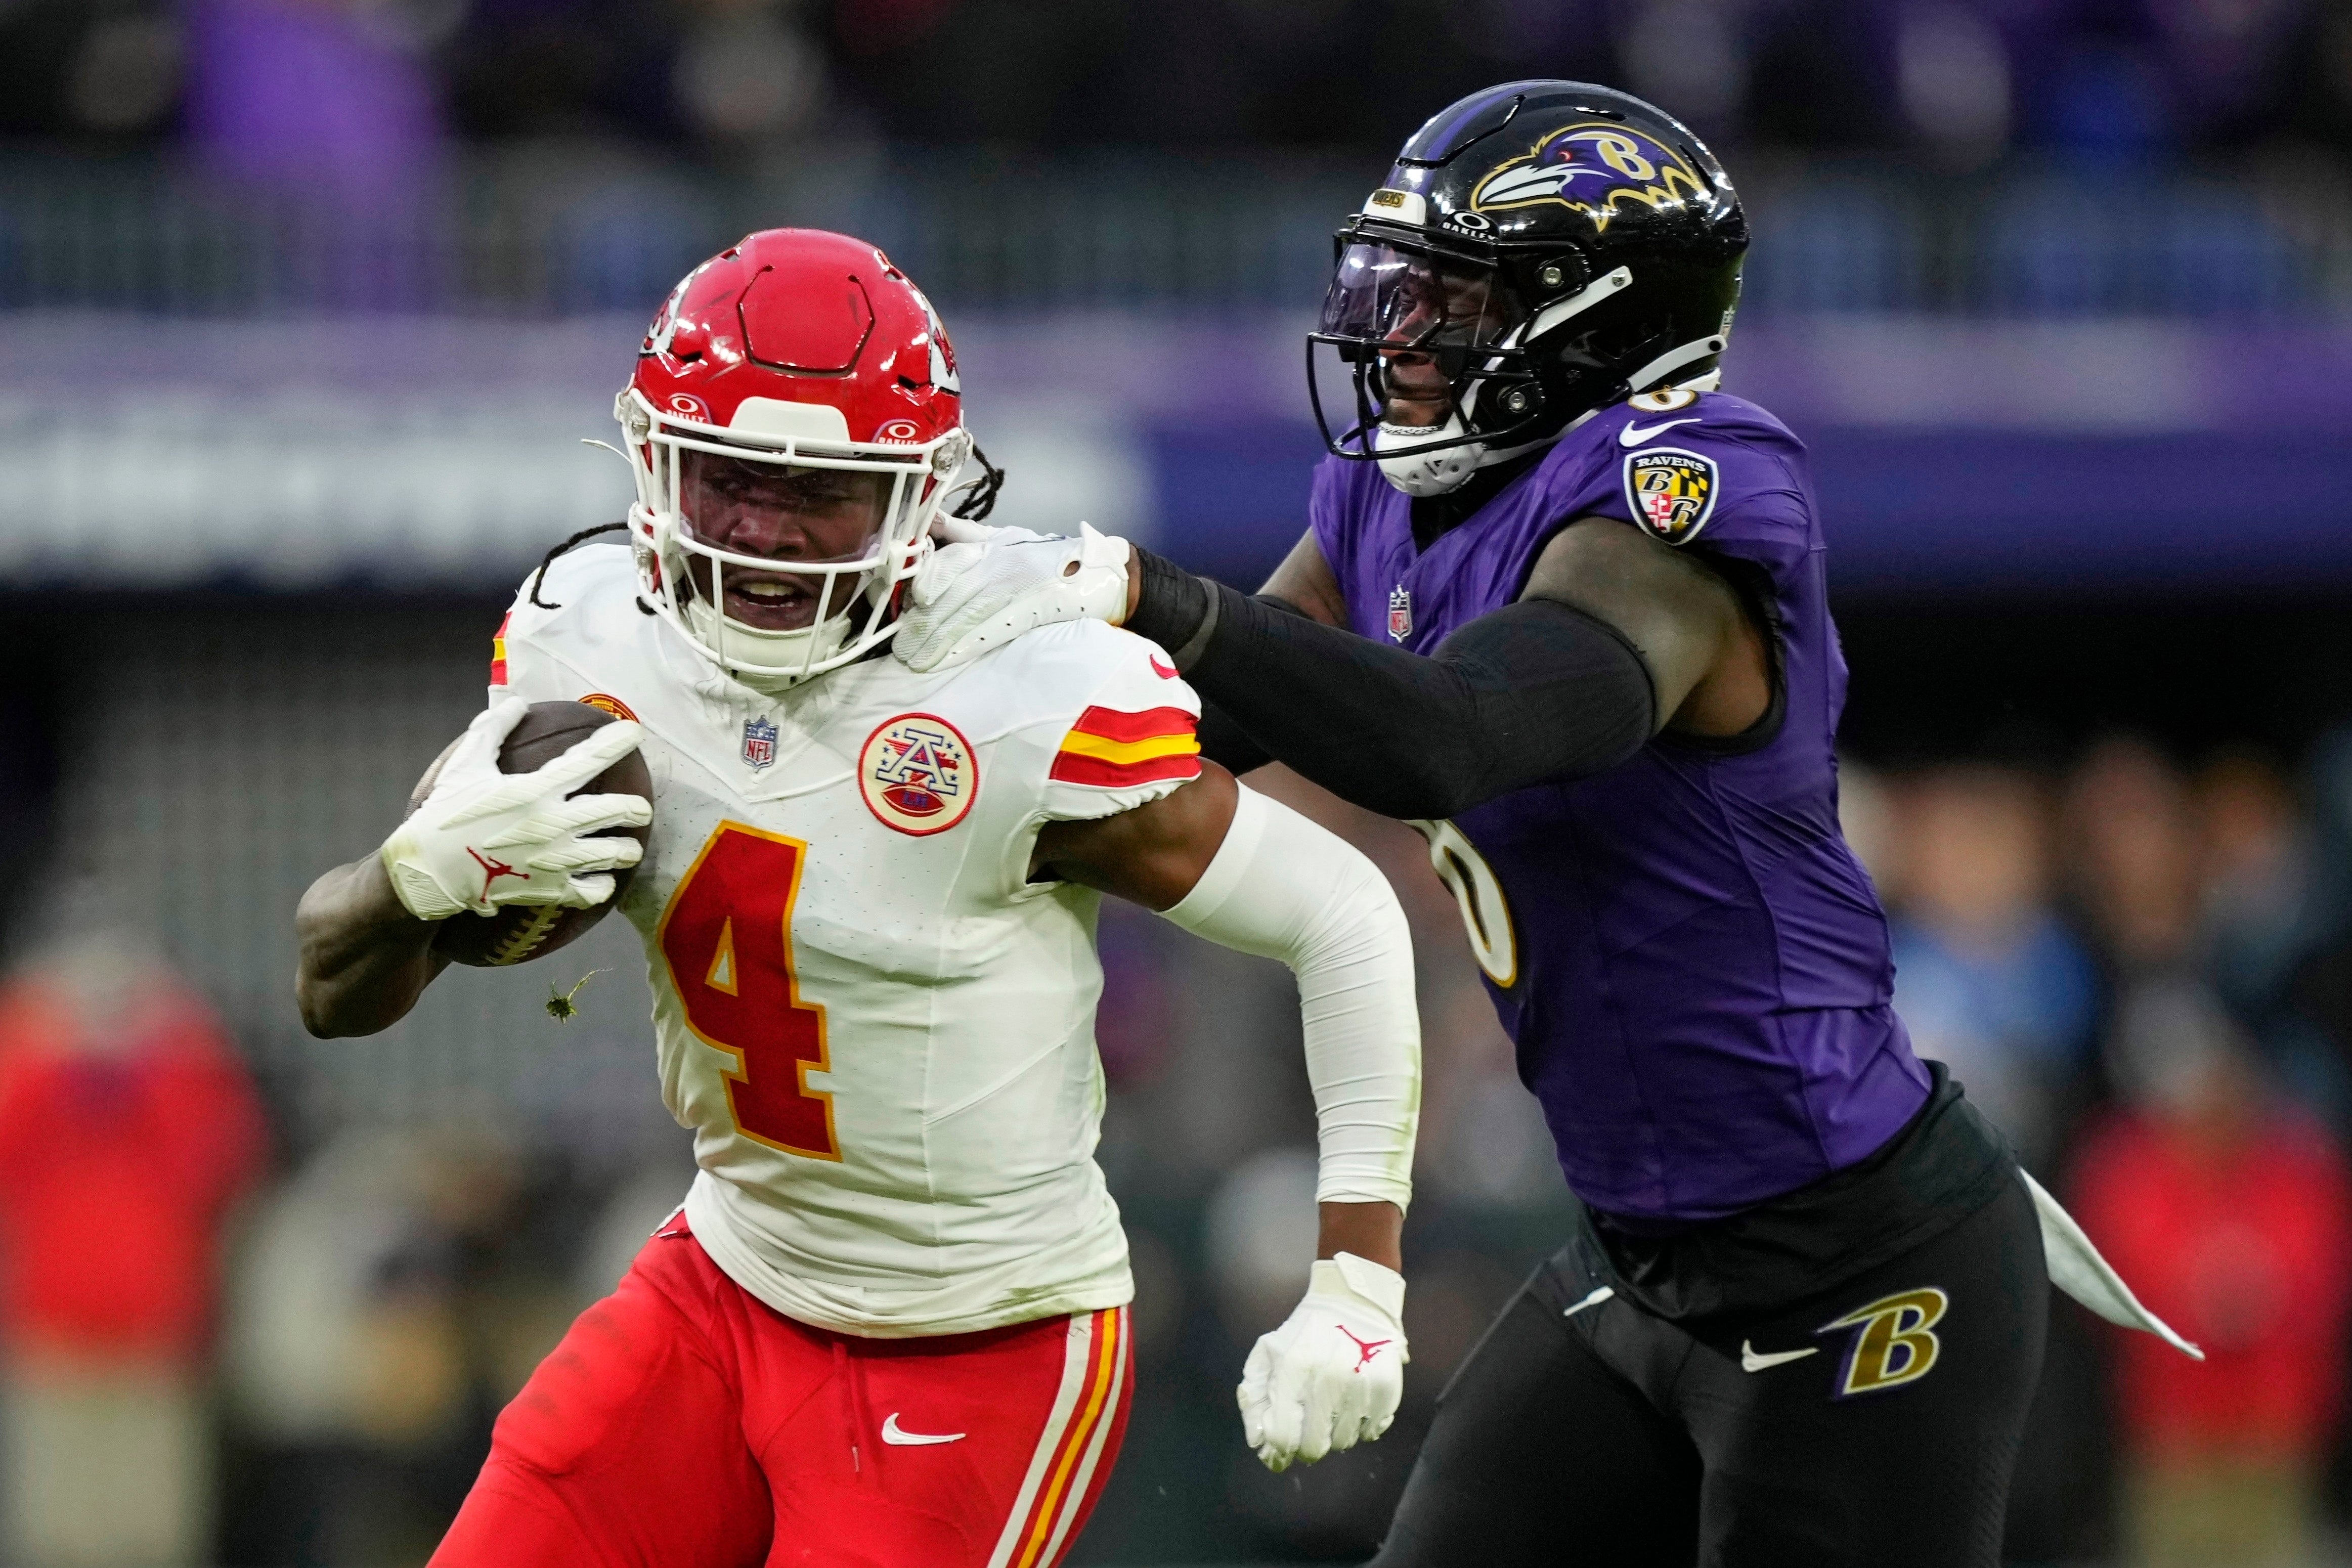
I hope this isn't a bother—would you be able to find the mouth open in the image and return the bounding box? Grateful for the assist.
[720,572,826,631]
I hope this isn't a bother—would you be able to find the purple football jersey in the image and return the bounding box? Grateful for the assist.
[1311,390,1930,1221]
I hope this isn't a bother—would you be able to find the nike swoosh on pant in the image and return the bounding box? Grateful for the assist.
[1739,1340,1820,1373]
[881,1412,966,1446]
[1620,417,1701,447]
[1562,1286,1614,1318]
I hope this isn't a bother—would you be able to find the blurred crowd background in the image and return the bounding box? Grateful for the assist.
[3,0,2352,1564]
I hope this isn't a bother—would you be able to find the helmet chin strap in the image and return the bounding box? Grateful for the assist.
[671,537,864,694]
[1372,338,1731,499]
[681,595,852,694]
[1374,412,1489,497]
[1373,417,1575,498]
[1373,351,1566,497]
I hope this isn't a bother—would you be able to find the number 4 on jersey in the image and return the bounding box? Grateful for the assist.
[657,823,841,1160]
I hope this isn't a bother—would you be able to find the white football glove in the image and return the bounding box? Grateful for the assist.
[380,697,652,921]
[892,521,1134,672]
[1237,1252,1408,1473]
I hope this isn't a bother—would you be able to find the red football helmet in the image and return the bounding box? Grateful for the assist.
[618,229,972,684]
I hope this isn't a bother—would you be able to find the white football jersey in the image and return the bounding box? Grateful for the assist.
[492,544,1204,1337]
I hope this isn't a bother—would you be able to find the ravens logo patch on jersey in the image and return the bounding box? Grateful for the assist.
[1625,448,1720,544]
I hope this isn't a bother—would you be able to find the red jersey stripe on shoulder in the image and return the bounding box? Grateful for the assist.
[1049,750,1203,790]
[1065,705,1196,745]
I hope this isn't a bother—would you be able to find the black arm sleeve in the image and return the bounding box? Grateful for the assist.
[1125,549,1658,820]
[1196,698,1274,775]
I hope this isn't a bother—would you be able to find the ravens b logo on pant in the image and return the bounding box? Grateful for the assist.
[1820,1287,1948,1397]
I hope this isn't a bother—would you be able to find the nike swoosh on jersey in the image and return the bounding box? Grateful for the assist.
[1620,416,1701,447]
[881,1412,967,1446]
[1739,1340,1819,1373]
[1149,656,1179,679]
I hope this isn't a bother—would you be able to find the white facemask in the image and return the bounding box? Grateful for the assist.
[678,584,856,696]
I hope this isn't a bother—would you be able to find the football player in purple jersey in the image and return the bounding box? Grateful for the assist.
[897,81,2193,1566]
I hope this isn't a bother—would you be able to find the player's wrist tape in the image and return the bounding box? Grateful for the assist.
[1124,548,1215,669]
[1159,787,1418,1209]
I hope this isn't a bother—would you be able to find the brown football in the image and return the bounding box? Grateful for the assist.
[406,701,654,968]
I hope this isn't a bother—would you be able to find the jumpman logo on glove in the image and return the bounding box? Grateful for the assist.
[1336,1325,1393,1372]
[467,846,524,899]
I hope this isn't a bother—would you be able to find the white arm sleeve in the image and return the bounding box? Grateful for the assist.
[1157,787,1420,1210]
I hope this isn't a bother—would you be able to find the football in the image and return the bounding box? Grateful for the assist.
[406,701,654,968]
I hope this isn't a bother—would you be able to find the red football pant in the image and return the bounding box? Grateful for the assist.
[429,1218,1132,1568]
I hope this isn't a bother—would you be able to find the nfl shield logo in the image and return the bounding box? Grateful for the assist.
[1387,584,1413,642]
[741,715,778,771]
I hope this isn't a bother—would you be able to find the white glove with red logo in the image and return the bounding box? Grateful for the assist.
[893,520,1133,672]
[1238,1252,1409,1472]
[379,698,651,921]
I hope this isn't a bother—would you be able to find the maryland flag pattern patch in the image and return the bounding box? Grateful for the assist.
[1624,448,1719,544]
[1050,706,1202,789]
[490,613,511,686]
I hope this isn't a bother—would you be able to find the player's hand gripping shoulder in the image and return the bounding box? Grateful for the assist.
[894,520,1133,672]
[380,698,650,919]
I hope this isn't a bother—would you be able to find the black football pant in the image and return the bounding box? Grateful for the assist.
[1365,1175,2046,1568]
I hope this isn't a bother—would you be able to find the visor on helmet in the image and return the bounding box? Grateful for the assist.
[1319,242,1526,367]
[1308,239,1540,464]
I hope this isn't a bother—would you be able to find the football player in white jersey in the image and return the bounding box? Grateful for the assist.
[294,229,1423,1568]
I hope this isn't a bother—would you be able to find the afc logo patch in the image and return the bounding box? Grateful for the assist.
[1821,1286,1948,1397]
[1625,448,1719,544]
[860,713,977,836]
[742,714,779,771]
[578,692,638,723]
[1387,584,1413,642]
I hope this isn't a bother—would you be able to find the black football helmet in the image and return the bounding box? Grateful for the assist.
[1310,80,1749,496]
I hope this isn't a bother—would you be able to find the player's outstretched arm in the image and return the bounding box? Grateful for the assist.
[900,521,1767,818]
[1035,770,1419,1470]
[1114,521,1768,818]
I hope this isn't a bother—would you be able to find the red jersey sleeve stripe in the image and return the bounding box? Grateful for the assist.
[1064,705,1196,745]
[1049,750,1204,789]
